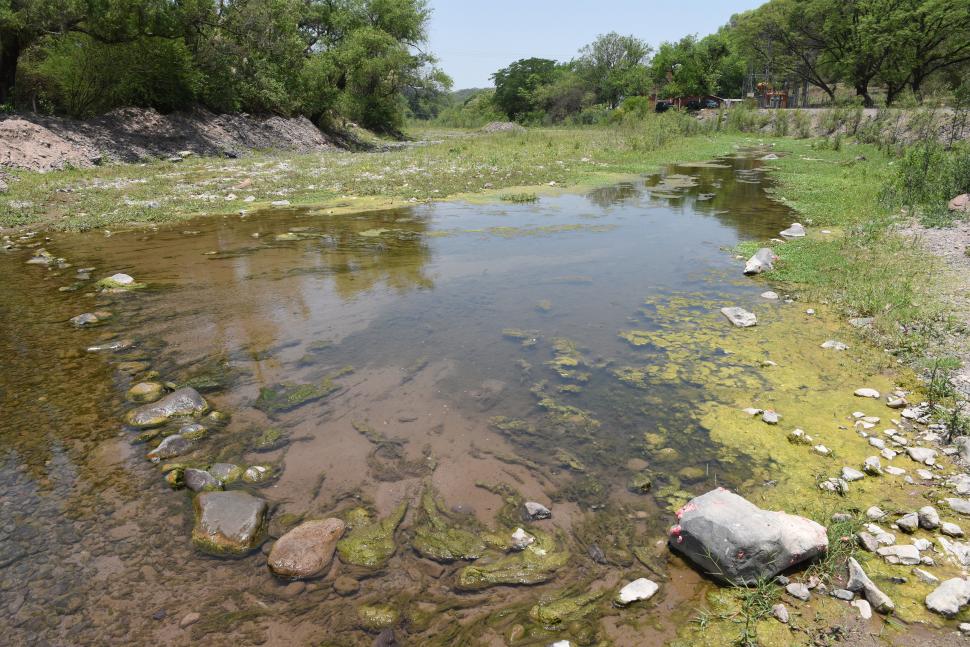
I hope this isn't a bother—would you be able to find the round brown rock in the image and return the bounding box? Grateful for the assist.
[268,518,346,579]
[333,576,360,596]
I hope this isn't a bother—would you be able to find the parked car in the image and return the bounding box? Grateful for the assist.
[655,101,673,113]
[685,99,703,111]
[703,98,721,109]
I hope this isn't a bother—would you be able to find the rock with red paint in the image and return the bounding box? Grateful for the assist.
[667,488,828,585]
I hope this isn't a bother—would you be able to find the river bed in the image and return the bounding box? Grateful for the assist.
[1,153,848,646]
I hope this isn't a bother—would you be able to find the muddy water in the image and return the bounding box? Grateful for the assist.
[0,154,794,646]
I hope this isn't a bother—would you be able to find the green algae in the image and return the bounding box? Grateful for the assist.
[455,530,570,591]
[554,448,587,472]
[619,330,653,347]
[627,472,652,493]
[336,501,408,568]
[529,589,604,626]
[253,379,339,416]
[412,487,487,562]
[488,416,539,438]
[251,427,287,452]
[502,328,540,348]
[546,337,590,382]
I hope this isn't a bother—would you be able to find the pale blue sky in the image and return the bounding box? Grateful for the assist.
[427,1,766,89]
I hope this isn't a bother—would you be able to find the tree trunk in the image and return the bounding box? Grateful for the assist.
[801,79,809,108]
[0,35,20,105]
[855,84,873,108]
[909,75,925,103]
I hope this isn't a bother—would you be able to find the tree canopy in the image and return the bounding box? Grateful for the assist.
[1,0,449,133]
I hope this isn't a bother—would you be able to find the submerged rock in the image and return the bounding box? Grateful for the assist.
[184,468,222,492]
[96,273,144,291]
[627,472,652,494]
[357,604,399,632]
[721,307,757,328]
[926,578,970,616]
[126,381,164,404]
[456,531,569,590]
[412,489,486,563]
[336,503,408,568]
[268,518,346,579]
[209,463,244,484]
[530,590,603,625]
[192,491,268,557]
[743,248,777,275]
[146,434,191,463]
[524,501,552,520]
[667,488,828,585]
[614,578,659,607]
[70,311,112,327]
[126,387,208,429]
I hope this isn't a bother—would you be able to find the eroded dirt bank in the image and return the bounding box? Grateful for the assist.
[0,107,340,173]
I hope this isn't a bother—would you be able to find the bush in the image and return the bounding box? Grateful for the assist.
[435,90,504,128]
[17,34,200,117]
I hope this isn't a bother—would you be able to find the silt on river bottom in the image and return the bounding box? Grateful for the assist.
[0,152,911,645]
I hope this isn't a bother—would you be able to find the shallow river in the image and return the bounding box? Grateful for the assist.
[0,153,797,645]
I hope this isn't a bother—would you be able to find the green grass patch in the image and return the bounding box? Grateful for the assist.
[1,118,758,232]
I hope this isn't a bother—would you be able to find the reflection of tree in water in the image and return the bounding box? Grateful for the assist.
[637,156,794,240]
[0,257,125,485]
[322,209,434,300]
[585,182,641,208]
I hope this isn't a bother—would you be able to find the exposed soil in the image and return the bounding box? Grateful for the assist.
[901,217,970,395]
[0,107,339,173]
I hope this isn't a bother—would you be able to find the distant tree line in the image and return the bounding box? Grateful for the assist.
[0,0,451,133]
[435,0,970,126]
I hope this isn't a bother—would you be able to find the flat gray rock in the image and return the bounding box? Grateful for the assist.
[192,491,268,557]
[668,488,828,585]
[721,307,757,328]
[780,223,806,238]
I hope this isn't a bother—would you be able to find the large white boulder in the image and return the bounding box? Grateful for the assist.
[668,488,828,585]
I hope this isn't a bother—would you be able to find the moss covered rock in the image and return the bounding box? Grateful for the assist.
[412,489,486,562]
[336,502,408,568]
[456,531,569,590]
[192,491,268,557]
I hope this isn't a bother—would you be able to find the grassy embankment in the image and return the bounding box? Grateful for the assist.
[1,115,754,232]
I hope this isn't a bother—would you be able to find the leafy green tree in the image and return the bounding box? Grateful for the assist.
[491,57,558,120]
[650,33,743,98]
[575,32,652,108]
[879,0,970,103]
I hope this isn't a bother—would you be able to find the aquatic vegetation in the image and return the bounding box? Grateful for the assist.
[336,501,408,568]
[251,427,287,452]
[611,366,649,389]
[529,589,604,626]
[546,337,590,382]
[455,530,570,590]
[627,472,652,493]
[488,416,539,438]
[499,192,539,203]
[619,329,653,347]
[356,603,400,631]
[554,448,587,472]
[412,487,487,562]
[253,379,340,416]
[502,328,540,348]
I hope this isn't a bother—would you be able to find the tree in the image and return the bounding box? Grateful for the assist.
[0,0,188,104]
[491,57,557,120]
[880,0,970,104]
[649,33,744,98]
[575,32,652,108]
